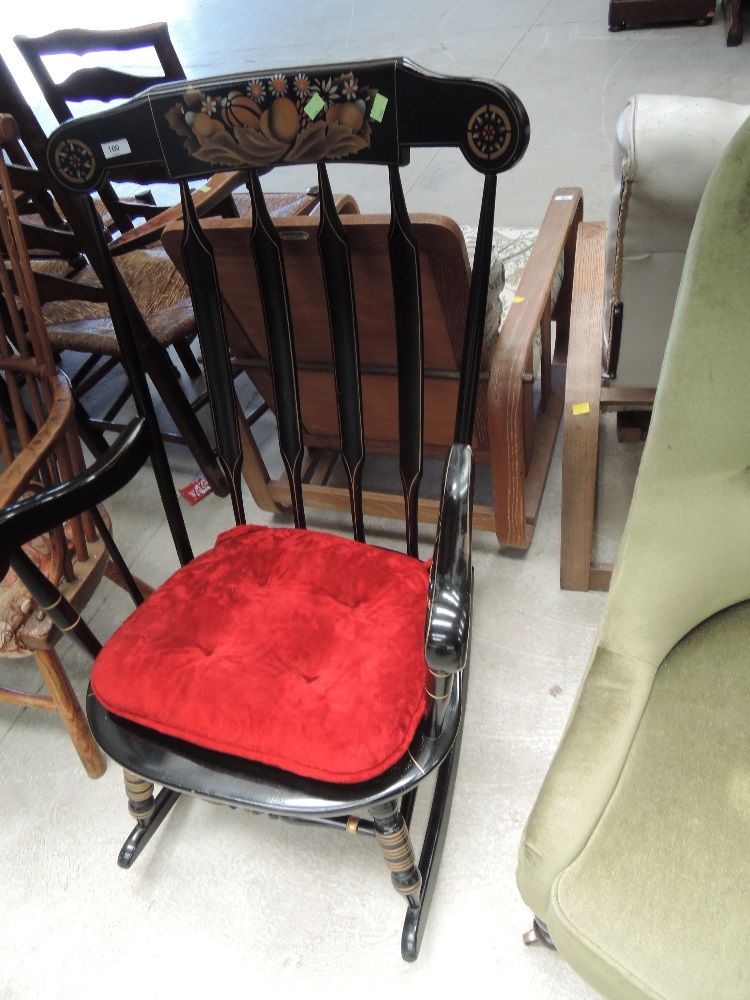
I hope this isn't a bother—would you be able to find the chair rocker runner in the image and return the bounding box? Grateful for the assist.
[0,59,529,959]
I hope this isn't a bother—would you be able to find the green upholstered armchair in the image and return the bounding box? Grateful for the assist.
[516,116,750,998]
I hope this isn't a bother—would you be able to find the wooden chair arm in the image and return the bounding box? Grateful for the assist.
[560,220,607,590]
[0,416,151,579]
[486,187,583,548]
[0,368,73,510]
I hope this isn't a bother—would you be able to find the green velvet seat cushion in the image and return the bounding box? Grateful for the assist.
[546,600,750,1000]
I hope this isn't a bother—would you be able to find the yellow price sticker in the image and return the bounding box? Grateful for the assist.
[572,402,590,416]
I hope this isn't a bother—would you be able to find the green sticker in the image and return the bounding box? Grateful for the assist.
[304,93,325,119]
[198,184,212,193]
[370,93,388,123]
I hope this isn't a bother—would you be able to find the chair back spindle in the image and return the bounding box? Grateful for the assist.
[178,180,245,526]
[454,173,497,446]
[387,163,424,557]
[246,168,306,529]
[315,162,366,541]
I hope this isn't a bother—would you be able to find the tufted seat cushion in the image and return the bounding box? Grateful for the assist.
[92,524,432,783]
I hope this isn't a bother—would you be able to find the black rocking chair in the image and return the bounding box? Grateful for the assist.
[0,58,528,960]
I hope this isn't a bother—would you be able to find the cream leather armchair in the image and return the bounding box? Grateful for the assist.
[561,93,750,590]
[604,93,750,389]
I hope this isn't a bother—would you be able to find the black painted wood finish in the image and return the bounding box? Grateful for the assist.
[388,164,424,558]
[46,58,528,191]
[22,58,531,960]
[316,162,366,540]
[178,179,245,526]
[79,195,194,567]
[247,168,306,528]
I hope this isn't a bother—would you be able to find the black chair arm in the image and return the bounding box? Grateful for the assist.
[0,417,152,578]
[424,443,474,674]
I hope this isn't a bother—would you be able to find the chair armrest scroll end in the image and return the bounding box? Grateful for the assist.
[424,444,474,674]
[0,417,152,572]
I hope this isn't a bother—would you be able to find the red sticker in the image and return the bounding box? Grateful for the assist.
[180,475,213,505]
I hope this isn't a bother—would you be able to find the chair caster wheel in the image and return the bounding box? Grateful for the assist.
[523,917,556,949]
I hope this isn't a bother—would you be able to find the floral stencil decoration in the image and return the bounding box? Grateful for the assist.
[165,70,382,170]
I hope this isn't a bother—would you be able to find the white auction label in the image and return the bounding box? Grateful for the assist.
[101,138,131,159]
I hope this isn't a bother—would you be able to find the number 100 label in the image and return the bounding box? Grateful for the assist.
[101,138,131,159]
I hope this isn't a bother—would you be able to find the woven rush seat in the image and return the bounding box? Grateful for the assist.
[37,245,192,355]
[0,521,62,657]
[91,524,432,783]
[43,300,195,355]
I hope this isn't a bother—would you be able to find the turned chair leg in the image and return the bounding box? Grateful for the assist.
[118,770,180,868]
[369,799,422,907]
[33,647,106,778]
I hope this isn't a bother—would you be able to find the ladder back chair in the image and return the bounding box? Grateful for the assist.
[0,48,230,490]
[0,59,529,959]
[14,22,241,234]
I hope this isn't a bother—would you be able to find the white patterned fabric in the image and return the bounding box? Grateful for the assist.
[461,226,565,377]
[460,226,506,354]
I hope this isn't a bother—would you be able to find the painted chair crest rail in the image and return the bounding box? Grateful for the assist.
[0,59,528,960]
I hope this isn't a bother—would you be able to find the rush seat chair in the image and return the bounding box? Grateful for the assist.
[0,59,529,959]
[516,114,750,997]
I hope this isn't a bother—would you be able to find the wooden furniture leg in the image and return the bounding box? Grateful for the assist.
[724,0,743,44]
[33,648,106,778]
[560,222,607,592]
[560,221,660,591]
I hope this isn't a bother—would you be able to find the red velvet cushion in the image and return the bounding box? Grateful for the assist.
[92,525,431,783]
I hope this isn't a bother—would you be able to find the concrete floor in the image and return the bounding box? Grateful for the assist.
[1,2,749,998]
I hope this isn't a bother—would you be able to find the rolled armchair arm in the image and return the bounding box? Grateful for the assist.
[611,94,750,257]
[0,417,152,578]
[424,443,474,673]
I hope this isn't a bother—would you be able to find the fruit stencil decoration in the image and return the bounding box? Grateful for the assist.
[166,70,382,168]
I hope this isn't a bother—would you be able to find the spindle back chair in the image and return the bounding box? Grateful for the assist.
[0,113,139,778]
[0,59,529,959]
